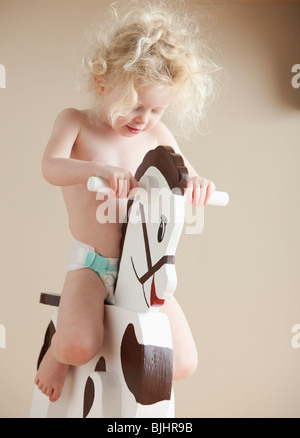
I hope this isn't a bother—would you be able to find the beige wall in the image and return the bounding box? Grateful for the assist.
[0,0,300,418]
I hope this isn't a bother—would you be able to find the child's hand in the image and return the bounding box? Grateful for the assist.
[97,165,139,198]
[186,176,216,207]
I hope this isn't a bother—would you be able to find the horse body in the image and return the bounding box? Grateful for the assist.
[32,305,173,418]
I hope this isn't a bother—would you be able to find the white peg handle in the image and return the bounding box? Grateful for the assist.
[206,190,229,207]
[87,176,110,192]
[87,176,229,207]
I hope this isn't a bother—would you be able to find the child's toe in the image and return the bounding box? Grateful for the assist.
[49,386,62,402]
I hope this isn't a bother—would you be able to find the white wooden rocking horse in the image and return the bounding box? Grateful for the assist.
[30,145,228,418]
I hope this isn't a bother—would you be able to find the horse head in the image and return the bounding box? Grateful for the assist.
[113,146,188,313]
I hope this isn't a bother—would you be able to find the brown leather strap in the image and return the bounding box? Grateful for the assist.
[40,293,61,307]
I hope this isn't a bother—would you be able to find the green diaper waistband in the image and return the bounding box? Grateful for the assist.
[84,251,118,276]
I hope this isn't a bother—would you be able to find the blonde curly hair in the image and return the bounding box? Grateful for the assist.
[81,0,219,136]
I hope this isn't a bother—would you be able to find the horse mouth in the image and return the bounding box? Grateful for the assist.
[131,257,166,308]
[150,275,165,307]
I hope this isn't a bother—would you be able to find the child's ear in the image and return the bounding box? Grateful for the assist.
[94,76,106,96]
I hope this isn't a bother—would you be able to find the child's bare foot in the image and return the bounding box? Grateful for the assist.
[34,348,69,402]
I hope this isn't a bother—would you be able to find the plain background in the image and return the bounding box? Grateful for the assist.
[0,0,300,417]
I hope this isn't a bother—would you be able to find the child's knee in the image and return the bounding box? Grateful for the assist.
[53,331,103,366]
[173,349,198,380]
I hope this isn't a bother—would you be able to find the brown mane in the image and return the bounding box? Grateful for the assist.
[135,145,188,195]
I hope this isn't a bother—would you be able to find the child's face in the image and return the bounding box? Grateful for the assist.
[100,85,174,137]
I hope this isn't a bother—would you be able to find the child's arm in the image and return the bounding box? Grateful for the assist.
[42,109,137,196]
[157,122,215,206]
[42,108,93,186]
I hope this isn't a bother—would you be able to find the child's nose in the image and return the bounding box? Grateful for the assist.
[135,111,149,125]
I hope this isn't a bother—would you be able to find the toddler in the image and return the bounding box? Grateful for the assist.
[35,0,217,402]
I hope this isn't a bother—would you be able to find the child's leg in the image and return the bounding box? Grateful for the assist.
[160,296,198,380]
[35,268,107,402]
[52,269,107,365]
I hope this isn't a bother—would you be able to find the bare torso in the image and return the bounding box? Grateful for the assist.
[62,110,161,258]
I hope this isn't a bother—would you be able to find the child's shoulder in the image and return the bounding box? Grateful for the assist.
[51,108,94,134]
[54,107,88,124]
[153,121,178,148]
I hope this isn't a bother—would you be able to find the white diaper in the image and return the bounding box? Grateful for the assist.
[66,238,119,304]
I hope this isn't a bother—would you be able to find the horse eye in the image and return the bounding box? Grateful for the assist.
[157,215,167,242]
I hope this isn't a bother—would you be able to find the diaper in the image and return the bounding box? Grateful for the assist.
[66,238,119,304]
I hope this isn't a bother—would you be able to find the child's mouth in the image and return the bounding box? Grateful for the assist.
[127,126,141,134]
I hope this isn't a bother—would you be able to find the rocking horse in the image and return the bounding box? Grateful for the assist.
[30,145,228,418]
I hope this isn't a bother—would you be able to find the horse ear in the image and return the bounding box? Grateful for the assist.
[134,146,188,195]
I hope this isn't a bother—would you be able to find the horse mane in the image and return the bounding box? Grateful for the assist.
[134,145,188,195]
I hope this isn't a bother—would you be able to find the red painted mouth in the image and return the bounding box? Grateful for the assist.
[150,275,165,307]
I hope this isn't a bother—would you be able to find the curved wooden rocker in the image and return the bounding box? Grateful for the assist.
[30,145,228,418]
